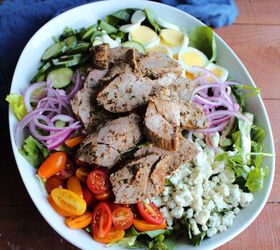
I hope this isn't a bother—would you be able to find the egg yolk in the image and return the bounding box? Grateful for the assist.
[147,45,168,55]
[130,26,158,44]
[210,67,223,78]
[182,51,204,67]
[160,29,184,48]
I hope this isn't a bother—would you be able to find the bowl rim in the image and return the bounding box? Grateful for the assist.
[8,0,275,249]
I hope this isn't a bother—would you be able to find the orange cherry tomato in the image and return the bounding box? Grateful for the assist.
[137,201,164,225]
[38,152,67,179]
[112,207,133,230]
[132,218,167,232]
[92,202,112,238]
[93,227,124,244]
[66,176,83,198]
[87,170,110,195]
[94,190,112,201]
[65,212,92,229]
[45,176,65,194]
[76,167,92,184]
[47,195,74,217]
[51,188,86,216]
[65,136,84,148]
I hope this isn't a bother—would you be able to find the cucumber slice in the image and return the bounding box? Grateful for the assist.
[66,42,90,54]
[31,62,52,82]
[41,43,63,61]
[90,30,102,42]
[47,68,73,88]
[53,58,81,67]
[122,40,146,54]
[92,39,103,46]
[59,53,82,61]
[37,74,45,82]
[63,36,78,51]
[82,24,98,40]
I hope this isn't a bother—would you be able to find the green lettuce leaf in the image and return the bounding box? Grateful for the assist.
[19,136,49,168]
[6,93,27,120]
[144,8,161,33]
[189,26,217,64]
[245,167,269,192]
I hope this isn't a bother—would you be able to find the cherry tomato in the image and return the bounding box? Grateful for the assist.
[56,159,75,180]
[107,200,121,212]
[65,212,92,229]
[137,201,164,225]
[123,204,140,218]
[45,176,65,194]
[95,190,112,201]
[87,170,110,195]
[38,152,67,179]
[93,227,124,244]
[76,167,92,184]
[47,195,74,217]
[66,176,83,198]
[92,202,112,238]
[74,154,89,168]
[82,184,96,207]
[132,218,167,232]
[51,188,86,216]
[65,135,84,148]
[112,207,133,230]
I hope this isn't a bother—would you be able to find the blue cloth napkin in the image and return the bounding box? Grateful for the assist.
[0,0,238,138]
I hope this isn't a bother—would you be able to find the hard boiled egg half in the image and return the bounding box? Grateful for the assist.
[178,47,208,74]
[205,63,229,82]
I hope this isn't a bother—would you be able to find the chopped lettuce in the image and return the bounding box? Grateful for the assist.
[19,136,49,168]
[189,26,217,64]
[245,166,269,192]
[144,8,161,33]
[6,93,27,120]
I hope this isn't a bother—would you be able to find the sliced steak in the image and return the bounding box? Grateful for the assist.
[180,103,211,129]
[110,153,170,204]
[137,52,182,78]
[144,99,180,151]
[100,63,133,84]
[97,72,177,113]
[90,44,109,69]
[84,69,109,88]
[135,136,199,175]
[71,88,113,131]
[78,114,142,168]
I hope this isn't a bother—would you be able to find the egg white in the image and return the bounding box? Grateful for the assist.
[146,44,173,58]
[119,22,141,33]
[156,17,180,31]
[131,10,146,24]
[206,63,229,82]
[178,46,208,74]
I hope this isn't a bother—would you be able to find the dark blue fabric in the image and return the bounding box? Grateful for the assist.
[0,0,238,138]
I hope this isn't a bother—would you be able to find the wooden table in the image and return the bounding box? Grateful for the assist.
[0,0,279,249]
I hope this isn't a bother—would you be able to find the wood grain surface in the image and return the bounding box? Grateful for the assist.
[1,0,279,249]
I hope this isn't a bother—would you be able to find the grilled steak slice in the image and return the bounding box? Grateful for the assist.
[100,63,133,84]
[135,136,199,175]
[144,99,180,151]
[97,72,177,113]
[180,103,211,129]
[90,44,109,69]
[137,52,182,78]
[78,114,142,168]
[110,153,170,204]
[84,69,109,88]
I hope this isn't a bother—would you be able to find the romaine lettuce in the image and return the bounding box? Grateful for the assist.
[6,93,27,120]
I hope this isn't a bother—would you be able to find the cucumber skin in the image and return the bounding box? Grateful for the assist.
[47,68,73,88]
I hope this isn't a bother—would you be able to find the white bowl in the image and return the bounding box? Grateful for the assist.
[8,0,275,249]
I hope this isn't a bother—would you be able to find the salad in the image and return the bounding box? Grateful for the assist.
[7,7,274,249]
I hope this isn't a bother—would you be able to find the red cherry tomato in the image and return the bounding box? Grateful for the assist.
[112,207,133,230]
[56,159,75,180]
[123,204,140,218]
[137,201,164,225]
[45,176,65,194]
[74,154,89,168]
[95,190,112,201]
[87,170,110,195]
[92,202,112,238]
[82,184,96,207]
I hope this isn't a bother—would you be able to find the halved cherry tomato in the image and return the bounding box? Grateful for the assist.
[76,167,92,184]
[137,201,164,225]
[65,212,92,229]
[107,200,121,212]
[65,135,84,148]
[66,176,83,198]
[92,202,112,238]
[51,188,86,216]
[132,218,167,232]
[82,184,96,207]
[56,159,75,180]
[38,152,67,179]
[112,207,133,230]
[45,176,65,194]
[94,190,112,201]
[87,170,110,195]
[47,195,74,217]
[93,227,124,244]
[123,204,140,218]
